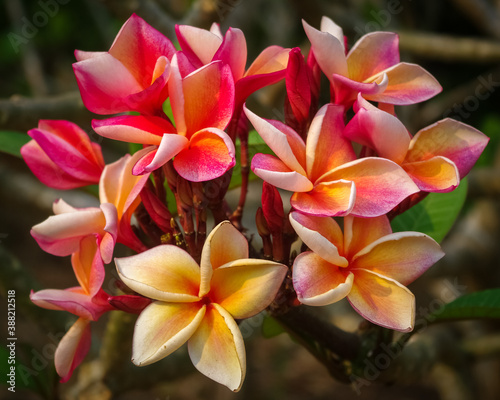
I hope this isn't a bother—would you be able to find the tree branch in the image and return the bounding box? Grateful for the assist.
[397,30,500,63]
[0,92,96,131]
[449,0,500,40]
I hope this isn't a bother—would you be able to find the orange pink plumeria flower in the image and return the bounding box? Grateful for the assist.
[303,16,442,107]
[345,95,490,193]
[290,211,444,331]
[30,236,149,382]
[115,221,287,391]
[245,103,419,217]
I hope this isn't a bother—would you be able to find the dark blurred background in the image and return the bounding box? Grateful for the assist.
[1,1,500,399]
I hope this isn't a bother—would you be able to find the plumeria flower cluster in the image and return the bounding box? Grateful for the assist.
[22,14,488,391]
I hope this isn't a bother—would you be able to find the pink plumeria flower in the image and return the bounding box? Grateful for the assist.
[303,16,442,107]
[30,236,149,382]
[344,95,490,192]
[31,198,117,264]
[30,236,113,382]
[93,55,236,181]
[21,120,104,190]
[99,150,151,253]
[244,103,419,217]
[73,14,176,115]
[115,221,287,391]
[176,22,290,117]
[290,212,444,331]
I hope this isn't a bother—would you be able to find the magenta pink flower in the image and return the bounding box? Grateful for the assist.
[21,120,104,190]
[303,16,442,107]
[30,236,113,382]
[175,23,290,115]
[73,14,176,115]
[244,103,419,217]
[30,234,149,382]
[93,56,236,181]
[290,212,444,331]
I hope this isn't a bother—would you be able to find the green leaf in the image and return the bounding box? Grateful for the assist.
[0,131,30,157]
[391,178,468,243]
[262,314,285,338]
[429,289,500,322]
[162,98,175,126]
[128,142,143,155]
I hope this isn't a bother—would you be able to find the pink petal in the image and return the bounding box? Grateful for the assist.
[289,211,347,266]
[98,203,118,263]
[343,215,393,259]
[141,134,190,174]
[306,104,355,182]
[73,52,143,114]
[99,150,151,218]
[21,141,93,190]
[406,118,489,178]
[30,289,97,320]
[24,120,104,183]
[251,153,313,192]
[234,49,288,112]
[31,207,106,256]
[55,318,91,383]
[344,97,410,164]
[92,115,175,145]
[347,32,399,82]
[37,120,103,166]
[214,27,247,81]
[403,156,460,192]
[171,60,235,137]
[210,23,223,39]
[71,235,104,297]
[131,147,157,176]
[188,303,246,392]
[108,13,176,87]
[74,50,106,61]
[302,19,348,78]
[319,158,419,217]
[176,24,222,66]
[293,252,353,306]
[319,16,345,52]
[52,198,76,214]
[244,106,307,175]
[351,232,444,285]
[290,180,355,217]
[26,129,99,181]
[331,72,388,106]
[365,62,442,105]
[244,45,290,77]
[174,128,235,182]
[348,269,415,332]
[123,57,171,115]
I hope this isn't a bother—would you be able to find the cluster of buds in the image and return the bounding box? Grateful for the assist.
[23,14,488,391]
